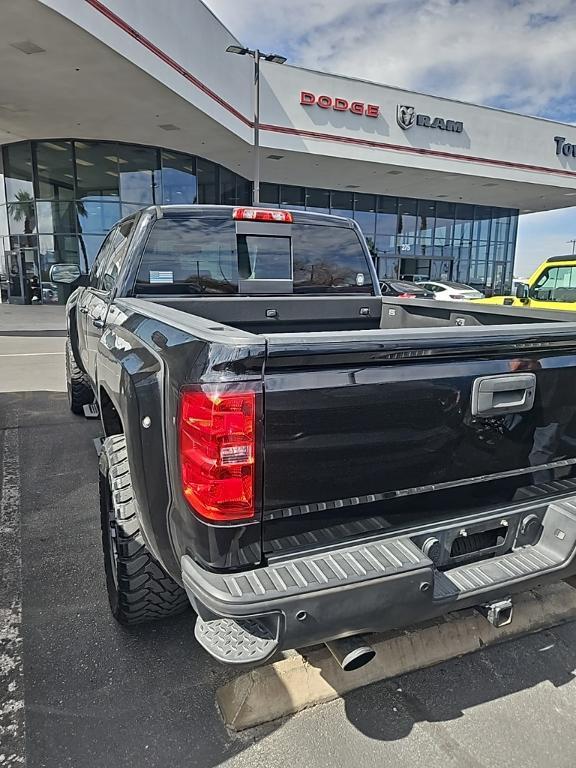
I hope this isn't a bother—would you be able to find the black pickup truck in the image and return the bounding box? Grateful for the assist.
[54,204,576,670]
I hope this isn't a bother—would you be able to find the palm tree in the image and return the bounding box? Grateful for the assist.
[10,190,35,235]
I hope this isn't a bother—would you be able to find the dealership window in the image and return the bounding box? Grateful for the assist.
[397,198,418,253]
[3,142,34,202]
[305,188,330,212]
[76,200,122,234]
[374,196,398,258]
[260,182,279,206]
[280,185,305,209]
[220,168,239,206]
[7,200,37,235]
[330,191,353,220]
[160,151,197,204]
[473,206,492,242]
[417,200,435,250]
[36,201,77,234]
[117,144,159,205]
[197,158,218,204]
[434,202,455,246]
[0,205,8,238]
[75,141,121,201]
[0,139,518,302]
[354,194,376,251]
[35,141,75,200]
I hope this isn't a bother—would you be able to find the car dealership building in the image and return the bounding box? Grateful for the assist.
[2,0,576,303]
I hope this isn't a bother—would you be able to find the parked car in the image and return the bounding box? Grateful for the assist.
[416,279,485,301]
[52,204,576,671]
[380,279,434,298]
[400,273,429,282]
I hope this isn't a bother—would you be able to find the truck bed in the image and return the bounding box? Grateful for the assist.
[117,295,576,565]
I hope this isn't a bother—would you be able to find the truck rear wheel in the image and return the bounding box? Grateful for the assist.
[66,339,93,415]
[99,435,190,624]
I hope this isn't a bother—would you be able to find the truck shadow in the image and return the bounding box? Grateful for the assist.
[339,624,576,742]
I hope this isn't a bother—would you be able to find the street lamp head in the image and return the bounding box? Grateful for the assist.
[226,45,249,55]
[264,54,287,64]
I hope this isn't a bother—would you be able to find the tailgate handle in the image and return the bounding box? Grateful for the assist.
[471,373,536,417]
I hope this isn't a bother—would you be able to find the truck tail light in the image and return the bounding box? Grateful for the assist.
[233,207,293,223]
[179,388,256,522]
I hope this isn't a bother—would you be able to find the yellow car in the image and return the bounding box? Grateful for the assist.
[476,256,576,311]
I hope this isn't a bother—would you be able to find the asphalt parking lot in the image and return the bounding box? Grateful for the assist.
[4,306,576,767]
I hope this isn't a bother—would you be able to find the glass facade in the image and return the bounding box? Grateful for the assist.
[261,184,518,296]
[0,139,250,304]
[0,138,518,304]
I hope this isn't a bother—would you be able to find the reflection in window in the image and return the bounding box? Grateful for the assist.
[36,201,77,233]
[75,141,120,200]
[354,194,376,252]
[293,224,372,294]
[418,200,435,247]
[136,217,237,294]
[0,204,8,237]
[118,145,159,204]
[35,141,74,199]
[238,235,291,280]
[305,188,330,212]
[3,143,34,201]
[397,198,417,253]
[161,151,197,204]
[39,234,80,279]
[220,168,239,206]
[79,233,107,271]
[330,191,353,220]
[197,159,217,204]
[260,183,279,206]
[8,199,36,235]
[77,200,122,234]
[280,185,305,209]
[473,206,492,242]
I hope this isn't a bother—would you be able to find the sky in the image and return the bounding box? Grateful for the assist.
[204,0,576,277]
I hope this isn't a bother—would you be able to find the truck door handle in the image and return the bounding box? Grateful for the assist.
[92,318,104,329]
[471,373,536,417]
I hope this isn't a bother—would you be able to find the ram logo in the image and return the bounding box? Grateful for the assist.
[396,105,416,130]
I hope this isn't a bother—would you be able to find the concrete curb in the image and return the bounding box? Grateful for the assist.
[217,582,576,730]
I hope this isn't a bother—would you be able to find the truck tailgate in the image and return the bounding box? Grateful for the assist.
[261,325,576,555]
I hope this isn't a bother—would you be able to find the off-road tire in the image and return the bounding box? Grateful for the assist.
[99,435,190,624]
[66,339,93,415]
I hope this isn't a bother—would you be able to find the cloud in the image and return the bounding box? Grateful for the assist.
[204,0,576,119]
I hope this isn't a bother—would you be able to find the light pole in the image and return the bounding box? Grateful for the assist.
[567,238,576,255]
[226,45,287,205]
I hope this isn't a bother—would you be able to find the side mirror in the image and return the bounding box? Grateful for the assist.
[49,263,81,284]
[515,283,529,301]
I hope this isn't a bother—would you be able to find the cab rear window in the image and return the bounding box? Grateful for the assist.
[134,217,373,295]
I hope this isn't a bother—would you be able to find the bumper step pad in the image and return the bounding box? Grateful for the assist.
[195,616,279,665]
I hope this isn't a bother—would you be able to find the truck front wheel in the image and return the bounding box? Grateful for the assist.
[66,339,93,415]
[99,435,190,624]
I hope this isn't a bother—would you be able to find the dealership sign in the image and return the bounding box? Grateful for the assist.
[554,136,576,157]
[397,105,463,133]
[300,91,379,117]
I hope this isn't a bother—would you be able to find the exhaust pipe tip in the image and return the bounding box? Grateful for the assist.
[325,635,376,672]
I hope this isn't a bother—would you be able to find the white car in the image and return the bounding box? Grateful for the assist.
[416,280,485,301]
